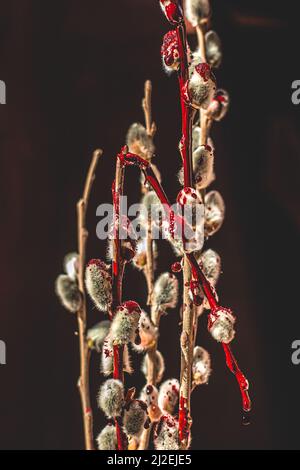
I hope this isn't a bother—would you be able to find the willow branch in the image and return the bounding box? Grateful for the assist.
[77,148,102,451]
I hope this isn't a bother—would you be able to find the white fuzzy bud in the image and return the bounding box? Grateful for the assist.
[158,379,179,414]
[55,274,81,313]
[140,384,162,422]
[185,0,211,27]
[110,301,141,346]
[153,273,179,315]
[205,30,222,68]
[199,249,221,285]
[123,400,149,438]
[96,424,117,450]
[85,259,112,312]
[192,346,211,385]
[206,89,230,122]
[204,190,225,237]
[98,379,124,418]
[126,123,154,161]
[178,135,215,190]
[188,61,216,110]
[141,350,165,384]
[154,414,179,450]
[87,320,110,352]
[63,252,78,281]
[193,144,215,190]
[209,307,236,344]
[132,238,158,271]
[133,311,158,353]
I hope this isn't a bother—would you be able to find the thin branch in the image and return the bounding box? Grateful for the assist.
[142,80,156,138]
[76,148,102,451]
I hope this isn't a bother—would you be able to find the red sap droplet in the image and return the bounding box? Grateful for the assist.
[171,262,182,273]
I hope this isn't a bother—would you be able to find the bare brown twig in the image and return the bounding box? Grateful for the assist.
[77,149,102,450]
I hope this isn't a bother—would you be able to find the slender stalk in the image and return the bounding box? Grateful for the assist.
[176,16,195,448]
[76,149,102,450]
[139,82,157,449]
[112,151,127,450]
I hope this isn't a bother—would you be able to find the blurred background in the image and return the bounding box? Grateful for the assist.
[0,0,299,449]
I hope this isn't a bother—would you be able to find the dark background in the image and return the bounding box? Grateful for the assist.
[0,0,299,450]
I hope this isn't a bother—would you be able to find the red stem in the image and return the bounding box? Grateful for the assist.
[176,21,194,188]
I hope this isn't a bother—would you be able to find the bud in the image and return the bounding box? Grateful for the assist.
[132,238,158,271]
[192,346,211,385]
[161,30,180,74]
[98,379,124,418]
[198,249,221,285]
[159,0,183,25]
[87,320,110,352]
[154,414,179,450]
[96,424,117,450]
[110,301,141,346]
[63,252,78,281]
[208,307,236,344]
[55,274,81,313]
[85,259,112,312]
[185,0,211,27]
[187,61,216,110]
[153,273,179,315]
[206,89,229,121]
[176,187,204,253]
[101,334,132,376]
[126,123,154,161]
[158,379,179,414]
[133,311,158,353]
[204,190,225,237]
[178,129,215,189]
[205,30,222,68]
[141,350,165,384]
[139,191,162,229]
[194,144,215,189]
[140,385,162,422]
[123,399,149,438]
[192,125,215,154]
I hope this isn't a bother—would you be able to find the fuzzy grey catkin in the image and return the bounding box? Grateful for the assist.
[141,350,165,384]
[132,238,158,271]
[110,301,141,346]
[87,320,110,352]
[55,274,81,313]
[205,30,222,68]
[185,0,211,27]
[209,308,236,344]
[192,346,211,385]
[188,59,216,110]
[206,89,230,122]
[98,379,124,418]
[123,400,148,438]
[153,273,179,314]
[126,123,154,161]
[178,138,215,190]
[154,414,179,450]
[204,190,225,237]
[198,249,221,285]
[63,252,78,280]
[85,259,112,312]
[158,379,179,414]
[96,424,118,450]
